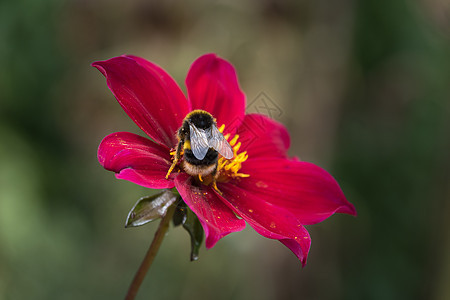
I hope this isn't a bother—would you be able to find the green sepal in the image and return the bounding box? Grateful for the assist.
[182,204,204,261]
[125,190,177,228]
[172,202,187,227]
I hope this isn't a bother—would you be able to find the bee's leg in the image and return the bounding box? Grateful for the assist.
[210,161,222,195]
[166,141,182,179]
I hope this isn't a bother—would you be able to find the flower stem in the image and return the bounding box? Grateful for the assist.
[125,204,176,300]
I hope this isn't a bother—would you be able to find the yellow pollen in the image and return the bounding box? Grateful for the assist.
[170,148,183,157]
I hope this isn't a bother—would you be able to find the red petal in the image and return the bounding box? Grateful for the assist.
[218,183,311,266]
[236,114,290,159]
[92,56,188,148]
[238,158,357,225]
[280,237,311,267]
[174,173,246,248]
[98,132,174,189]
[186,54,246,134]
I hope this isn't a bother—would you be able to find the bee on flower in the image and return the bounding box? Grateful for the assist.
[93,53,356,266]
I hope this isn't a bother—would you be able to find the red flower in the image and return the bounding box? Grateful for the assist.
[93,54,356,266]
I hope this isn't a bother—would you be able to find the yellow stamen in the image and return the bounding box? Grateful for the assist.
[218,124,225,133]
[229,134,239,147]
[233,142,241,153]
[216,129,249,182]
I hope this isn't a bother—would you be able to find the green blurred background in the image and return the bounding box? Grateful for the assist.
[1,0,449,299]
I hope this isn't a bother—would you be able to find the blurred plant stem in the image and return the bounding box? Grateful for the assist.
[125,204,176,300]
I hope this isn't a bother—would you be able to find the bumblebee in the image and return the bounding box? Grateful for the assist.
[166,110,234,188]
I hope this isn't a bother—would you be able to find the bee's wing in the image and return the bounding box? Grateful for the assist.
[209,124,234,159]
[189,123,210,160]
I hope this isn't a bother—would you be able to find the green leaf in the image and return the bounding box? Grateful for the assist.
[182,206,204,261]
[125,190,177,228]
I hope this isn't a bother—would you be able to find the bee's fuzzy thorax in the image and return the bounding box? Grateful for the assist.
[185,109,214,129]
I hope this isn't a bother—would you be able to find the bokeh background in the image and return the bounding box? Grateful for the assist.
[1,0,449,299]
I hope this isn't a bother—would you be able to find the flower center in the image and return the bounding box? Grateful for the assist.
[215,124,249,182]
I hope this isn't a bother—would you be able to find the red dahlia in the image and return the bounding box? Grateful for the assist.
[93,54,356,266]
